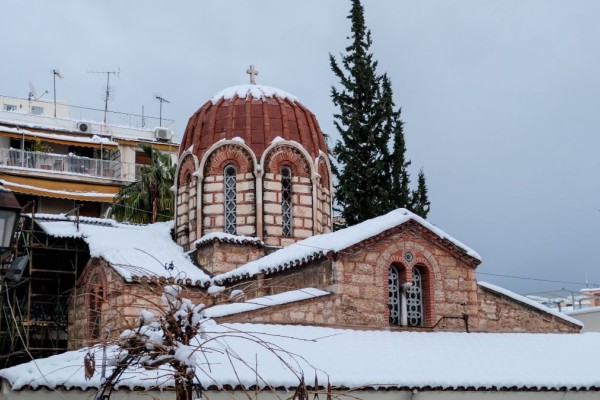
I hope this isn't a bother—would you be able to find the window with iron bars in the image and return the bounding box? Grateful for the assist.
[281,166,292,237]
[224,165,237,234]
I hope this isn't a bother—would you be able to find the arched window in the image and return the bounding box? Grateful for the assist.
[89,274,104,339]
[388,265,424,327]
[281,166,292,237]
[224,164,237,234]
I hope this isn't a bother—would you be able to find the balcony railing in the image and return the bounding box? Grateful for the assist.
[0,148,141,181]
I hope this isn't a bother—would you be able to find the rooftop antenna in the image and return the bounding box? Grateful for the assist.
[88,69,120,123]
[154,94,170,127]
[52,69,63,118]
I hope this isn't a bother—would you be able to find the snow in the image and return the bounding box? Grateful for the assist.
[33,215,210,286]
[3,323,600,392]
[210,85,298,104]
[214,208,480,284]
[0,179,116,199]
[566,305,600,316]
[479,281,583,327]
[0,126,117,146]
[205,288,329,318]
[194,231,264,247]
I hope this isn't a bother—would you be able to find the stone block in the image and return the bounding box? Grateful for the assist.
[264,203,281,214]
[263,192,277,202]
[204,204,223,215]
[204,182,224,192]
[299,195,312,206]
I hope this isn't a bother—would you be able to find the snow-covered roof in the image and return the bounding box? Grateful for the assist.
[0,125,118,146]
[566,305,600,316]
[32,214,210,286]
[1,179,116,200]
[479,281,583,327]
[205,288,329,318]
[194,231,264,248]
[3,323,600,392]
[210,85,298,105]
[213,208,480,284]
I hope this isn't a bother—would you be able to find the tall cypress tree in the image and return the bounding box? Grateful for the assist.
[330,0,429,226]
[410,168,431,218]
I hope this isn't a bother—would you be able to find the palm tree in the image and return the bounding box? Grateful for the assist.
[113,144,175,224]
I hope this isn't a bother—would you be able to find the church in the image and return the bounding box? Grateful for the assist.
[1,79,599,399]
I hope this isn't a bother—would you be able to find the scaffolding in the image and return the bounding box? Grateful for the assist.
[0,215,89,368]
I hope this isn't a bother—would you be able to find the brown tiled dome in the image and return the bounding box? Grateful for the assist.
[180,85,329,162]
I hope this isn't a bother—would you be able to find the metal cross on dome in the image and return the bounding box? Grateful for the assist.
[246,65,258,84]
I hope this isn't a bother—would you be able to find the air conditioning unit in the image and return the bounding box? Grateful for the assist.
[77,121,90,132]
[154,127,173,141]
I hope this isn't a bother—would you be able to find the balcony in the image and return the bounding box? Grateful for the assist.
[0,148,141,181]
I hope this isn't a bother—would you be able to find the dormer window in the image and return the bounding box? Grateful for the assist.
[224,164,237,234]
[281,166,292,237]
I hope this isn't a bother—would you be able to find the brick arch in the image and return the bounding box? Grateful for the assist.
[87,268,107,339]
[264,145,310,178]
[317,157,330,188]
[205,144,254,176]
[178,155,196,188]
[381,245,439,327]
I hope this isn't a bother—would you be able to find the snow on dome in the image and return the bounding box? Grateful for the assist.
[210,84,298,104]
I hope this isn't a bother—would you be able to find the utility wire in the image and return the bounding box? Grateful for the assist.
[476,271,600,288]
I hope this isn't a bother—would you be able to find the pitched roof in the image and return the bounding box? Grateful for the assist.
[213,208,481,284]
[2,323,599,392]
[32,214,210,286]
[479,281,583,327]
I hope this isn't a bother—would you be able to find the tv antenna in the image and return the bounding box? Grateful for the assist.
[154,94,170,127]
[88,69,120,123]
[52,69,63,118]
[27,82,48,114]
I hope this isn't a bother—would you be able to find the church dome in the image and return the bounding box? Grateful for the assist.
[179,84,329,162]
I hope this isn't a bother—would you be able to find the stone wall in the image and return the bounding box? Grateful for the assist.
[69,259,210,348]
[175,154,198,250]
[477,285,580,333]
[196,241,266,276]
[263,172,313,246]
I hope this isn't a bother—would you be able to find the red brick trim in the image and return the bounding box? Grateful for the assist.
[317,158,330,188]
[205,144,254,175]
[178,155,196,185]
[264,145,310,177]
[384,250,436,328]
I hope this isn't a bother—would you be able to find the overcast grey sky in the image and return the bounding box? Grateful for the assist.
[3,0,600,294]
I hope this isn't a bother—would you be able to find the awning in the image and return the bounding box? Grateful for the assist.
[0,128,118,150]
[0,174,119,202]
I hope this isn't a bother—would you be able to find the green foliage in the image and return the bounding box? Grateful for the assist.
[410,169,430,219]
[113,144,175,224]
[330,0,430,225]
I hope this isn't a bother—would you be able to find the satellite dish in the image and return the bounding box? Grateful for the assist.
[28,82,48,101]
[28,81,38,100]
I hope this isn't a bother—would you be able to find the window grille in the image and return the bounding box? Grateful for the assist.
[224,165,237,234]
[388,265,401,325]
[388,265,424,327]
[281,166,292,237]
[406,267,423,326]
